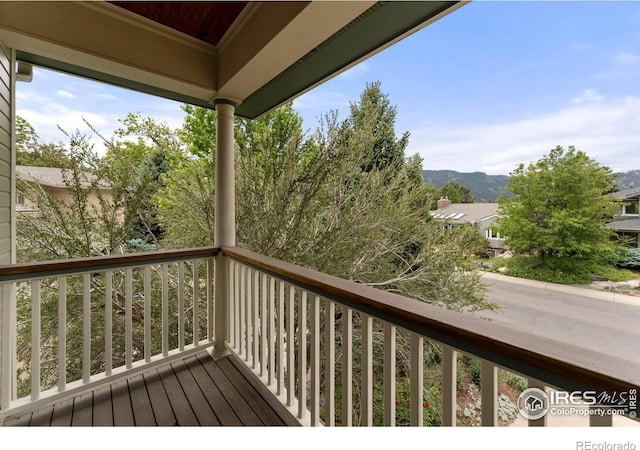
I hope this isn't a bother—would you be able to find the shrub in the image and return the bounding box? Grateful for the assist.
[592,264,636,282]
[394,380,441,426]
[463,355,482,387]
[488,255,637,284]
[490,255,593,284]
[619,248,640,269]
[502,371,528,393]
[456,359,466,391]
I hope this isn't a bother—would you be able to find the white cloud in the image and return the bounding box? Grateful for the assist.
[567,41,594,52]
[335,61,371,81]
[615,50,640,66]
[293,91,352,128]
[16,102,120,155]
[408,95,640,175]
[595,50,640,81]
[15,89,48,105]
[97,93,118,101]
[572,88,605,105]
[57,90,75,99]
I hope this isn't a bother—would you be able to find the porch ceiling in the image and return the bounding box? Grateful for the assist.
[0,1,464,118]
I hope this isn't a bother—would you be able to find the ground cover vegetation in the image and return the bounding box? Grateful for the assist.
[14,82,537,425]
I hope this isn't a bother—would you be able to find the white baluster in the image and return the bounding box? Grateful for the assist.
[162,263,169,356]
[229,260,237,348]
[410,333,423,426]
[310,295,320,426]
[286,285,295,407]
[144,266,151,362]
[244,266,251,362]
[298,291,307,420]
[58,276,67,390]
[31,279,41,399]
[441,345,457,426]
[325,301,336,426]
[1,282,16,409]
[240,265,247,359]
[207,258,214,343]
[590,407,613,426]
[104,272,112,377]
[82,273,91,383]
[268,277,276,386]
[480,359,497,426]
[260,272,267,377]
[361,314,373,426]
[193,260,200,346]
[527,378,548,427]
[178,262,185,352]
[252,269,259,369]
[277,279,285,396]
[342,307,353,426]
[383,323,396,426]
[125,267,132,369]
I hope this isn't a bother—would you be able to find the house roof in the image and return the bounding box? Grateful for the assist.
[611,187,640,202]
[606,217,640,233]
[16,165,111,189]
[430,203,500,224]
[0,1,464,119]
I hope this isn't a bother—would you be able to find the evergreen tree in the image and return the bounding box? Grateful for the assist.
[340,81,409,173]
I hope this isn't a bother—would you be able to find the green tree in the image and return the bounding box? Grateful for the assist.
[340,81,409,173]
[102,113,183,247]
[497,145,620,266]
[17,130,126,260]
[16,116,72,168]
[159,93,488,311]
[438,181,475,204]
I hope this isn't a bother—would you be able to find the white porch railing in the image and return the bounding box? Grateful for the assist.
[0,247,218,419]
[223,247,640,427]
[1,245,638,426]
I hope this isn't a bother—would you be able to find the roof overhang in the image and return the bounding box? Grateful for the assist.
[607,219,640,233]
[0,1,465,118]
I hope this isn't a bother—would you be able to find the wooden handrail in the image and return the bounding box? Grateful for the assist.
[222,246,640,395]
[0,247,219,282]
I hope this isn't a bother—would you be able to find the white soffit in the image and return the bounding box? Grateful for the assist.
[0,1,218,99]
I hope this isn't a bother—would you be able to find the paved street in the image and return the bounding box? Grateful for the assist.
[475,273,640,426]
[474,273,640,364]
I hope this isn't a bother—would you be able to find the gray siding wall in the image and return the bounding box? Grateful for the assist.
[0,41,16,405]
[0,42,13,265]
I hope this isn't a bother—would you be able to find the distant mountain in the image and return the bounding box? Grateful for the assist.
[613,170,640,191]
[423,169,640,202]
[422,170,509,202]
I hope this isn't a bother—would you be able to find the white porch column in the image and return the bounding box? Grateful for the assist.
[212,100,236,359]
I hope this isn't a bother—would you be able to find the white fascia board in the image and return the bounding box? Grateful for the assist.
[215,1,375,103]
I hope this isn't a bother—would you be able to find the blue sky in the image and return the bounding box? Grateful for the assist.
[16,1,640,175]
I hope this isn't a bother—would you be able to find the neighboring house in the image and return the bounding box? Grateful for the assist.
[16,165,114,216]
[430,197,507,256]
[607,187,640,248]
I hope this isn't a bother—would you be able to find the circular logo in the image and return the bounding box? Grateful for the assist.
[517,387,550,420]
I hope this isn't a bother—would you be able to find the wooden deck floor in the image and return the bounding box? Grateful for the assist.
[2,352,299,426]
